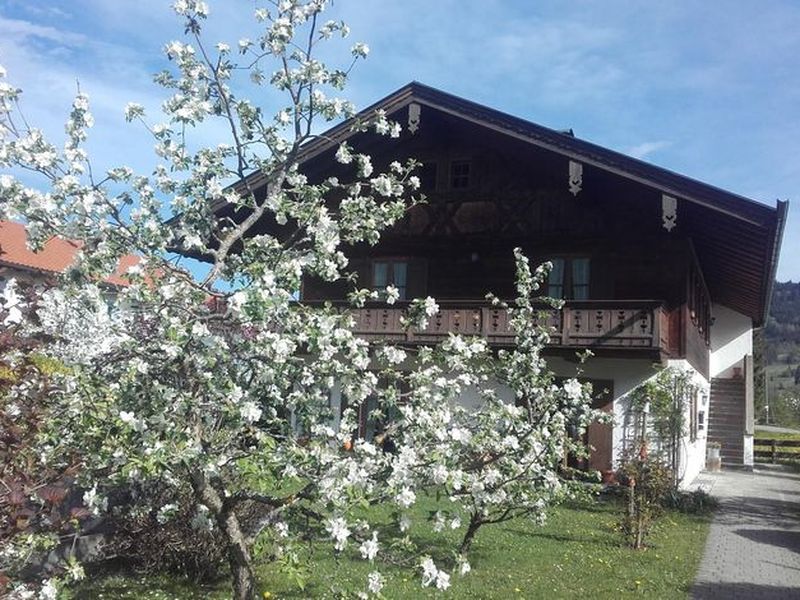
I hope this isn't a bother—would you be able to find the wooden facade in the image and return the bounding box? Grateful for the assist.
[214,83,786,382]
[296,104,719,375]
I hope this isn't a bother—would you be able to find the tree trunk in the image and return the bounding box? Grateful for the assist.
[191,471,256,600]
[459,513,482,555]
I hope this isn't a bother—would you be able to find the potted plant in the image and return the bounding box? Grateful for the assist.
[707,441,722,472]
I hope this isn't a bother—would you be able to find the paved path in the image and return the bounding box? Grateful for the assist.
[690,465,800,599]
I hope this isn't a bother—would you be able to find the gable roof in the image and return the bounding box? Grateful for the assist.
[227,82,788,326]
[0,221,140,286]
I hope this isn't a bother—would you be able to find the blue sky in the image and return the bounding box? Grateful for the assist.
[1,0,798,281]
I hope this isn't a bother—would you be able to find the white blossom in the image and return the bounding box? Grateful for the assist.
[326,516,351,551]
[156,503,179,525]
[385,284,400,305]
[359,532,379,561]
[395,486,416,508]
[351,42,370,58]
[38,579,58,600]
[367,571,384,595]
[564,378,584,402]
[239,401,262,423]
[274,521,289,538]
[457,556,471,576]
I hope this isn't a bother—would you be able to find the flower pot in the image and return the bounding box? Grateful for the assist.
[707,445,721,472]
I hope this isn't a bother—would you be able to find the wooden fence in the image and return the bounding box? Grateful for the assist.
[753,438,800,463]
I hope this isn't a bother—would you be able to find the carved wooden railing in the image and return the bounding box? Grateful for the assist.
[308,300,668,351]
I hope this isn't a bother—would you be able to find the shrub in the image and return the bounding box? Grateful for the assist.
[617,443,672,549]
[661,489,719,515]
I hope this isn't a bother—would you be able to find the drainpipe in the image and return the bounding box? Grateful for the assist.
[743,354,754,468]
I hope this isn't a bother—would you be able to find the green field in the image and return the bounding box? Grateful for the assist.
[71,495,710,600]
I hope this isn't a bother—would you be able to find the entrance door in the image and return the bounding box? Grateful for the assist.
[587,380,614,472]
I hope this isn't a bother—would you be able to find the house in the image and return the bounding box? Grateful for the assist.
[0,220,139,293]
[216,83,787,484]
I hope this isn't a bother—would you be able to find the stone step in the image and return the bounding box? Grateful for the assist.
[709,425,745,433]
[709,398,746,405]
[709,396,745,403]
[709,440,744,448]
[707,438,743,446]
[710,441,743,450]
[708,423,744,435]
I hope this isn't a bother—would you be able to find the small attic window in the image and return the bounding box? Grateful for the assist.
[450,160,471,189]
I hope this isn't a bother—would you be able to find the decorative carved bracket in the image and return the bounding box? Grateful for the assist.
[568,160,583,196]
[662,194,677,231]
[408,103,421,134]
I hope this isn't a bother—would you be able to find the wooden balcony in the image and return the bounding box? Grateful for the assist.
[312,300,671,354]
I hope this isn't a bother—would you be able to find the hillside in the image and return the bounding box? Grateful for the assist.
[761,281,800,425]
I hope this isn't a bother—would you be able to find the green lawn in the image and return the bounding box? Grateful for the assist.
[70,496,710,599]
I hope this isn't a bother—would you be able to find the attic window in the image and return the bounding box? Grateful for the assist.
[450,160,471,189]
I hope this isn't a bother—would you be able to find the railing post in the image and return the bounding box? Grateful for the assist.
[561,307,570,346]
[772,440,777,464]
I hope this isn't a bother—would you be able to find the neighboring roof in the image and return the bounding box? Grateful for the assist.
[0,221,139,286]
[225,82,787,326]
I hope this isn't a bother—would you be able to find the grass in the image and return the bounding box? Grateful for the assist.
[70,494,710,600]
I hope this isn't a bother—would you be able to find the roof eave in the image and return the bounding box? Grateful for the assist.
[760,199,789,326]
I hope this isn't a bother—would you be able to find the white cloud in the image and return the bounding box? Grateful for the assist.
[626,140,671,160]
[0,15,86,46]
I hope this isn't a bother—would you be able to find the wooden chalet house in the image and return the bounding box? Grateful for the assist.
[219,83,787,483]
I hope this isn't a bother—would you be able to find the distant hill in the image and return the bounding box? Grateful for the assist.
[761,281,800,425]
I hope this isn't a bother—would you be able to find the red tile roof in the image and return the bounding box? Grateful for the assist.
[0,221,140,286]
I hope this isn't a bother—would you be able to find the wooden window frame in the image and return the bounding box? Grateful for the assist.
[449,159,472,190]
[547,255,591,300]
[371,258,410,301]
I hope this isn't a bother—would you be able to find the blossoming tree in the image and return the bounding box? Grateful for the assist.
[0,1,598,598]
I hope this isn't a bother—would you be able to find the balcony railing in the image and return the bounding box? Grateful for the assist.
[309,300,669,352]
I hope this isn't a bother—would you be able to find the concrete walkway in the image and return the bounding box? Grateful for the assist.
[690,465,800,599]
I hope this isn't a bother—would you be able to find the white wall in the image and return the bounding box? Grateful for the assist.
[546,356,657,469]
[547,356,710,488]
[710,304,753,379]
[667,359,711,487]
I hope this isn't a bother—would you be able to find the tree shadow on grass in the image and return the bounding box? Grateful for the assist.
[499,528,611,547]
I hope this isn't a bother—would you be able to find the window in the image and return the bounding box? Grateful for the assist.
[450,160,471,189]
[372,260,408,300]
[547,257,590,300]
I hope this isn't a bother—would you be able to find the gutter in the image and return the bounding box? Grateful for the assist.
[762,199,789,325]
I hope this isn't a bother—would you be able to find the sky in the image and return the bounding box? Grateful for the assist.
[0,0,798,281]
